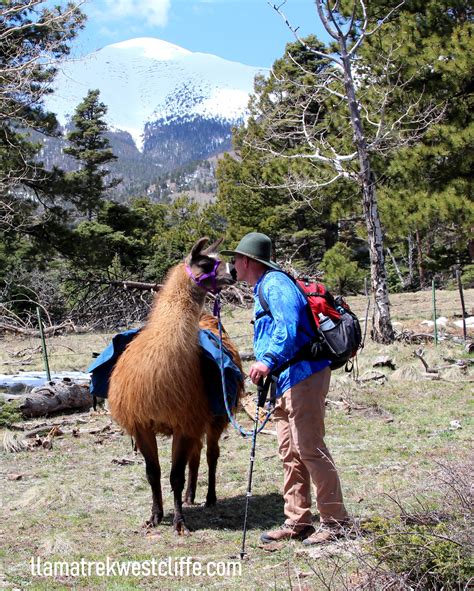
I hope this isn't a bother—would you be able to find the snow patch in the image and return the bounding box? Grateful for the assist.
[44,37,265,151]
[110,37,191,59]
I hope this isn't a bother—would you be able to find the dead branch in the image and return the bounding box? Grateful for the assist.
[95,280,162,292]
[0,320,87,337]
[395,330,435,344]
[356,372,387,383]
[413,349,439,374]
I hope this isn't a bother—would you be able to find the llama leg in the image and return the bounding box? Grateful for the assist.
[133,427,163,527]
[184,439,202,505]
[205,417,226,507]
[170,433,193,535]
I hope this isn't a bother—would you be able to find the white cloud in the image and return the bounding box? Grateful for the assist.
[102,0,171,27]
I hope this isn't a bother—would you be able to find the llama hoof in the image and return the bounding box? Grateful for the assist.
[173,521,191,536]
[145,512,163,528]
[205,495,217,507]
[183,499,196,507]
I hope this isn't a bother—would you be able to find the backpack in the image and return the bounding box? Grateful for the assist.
[257,270,362,372]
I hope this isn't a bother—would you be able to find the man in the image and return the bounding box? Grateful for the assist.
[222,232,349,545]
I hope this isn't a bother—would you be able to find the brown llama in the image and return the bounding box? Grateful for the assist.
[107,237,243,534]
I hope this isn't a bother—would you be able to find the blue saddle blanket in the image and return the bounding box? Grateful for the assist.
[87,329,242,417]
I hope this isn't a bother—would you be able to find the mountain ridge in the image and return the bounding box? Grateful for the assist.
[45,36,264,151]
[39,37,264,200]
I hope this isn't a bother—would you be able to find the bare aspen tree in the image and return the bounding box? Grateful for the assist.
[254,0,444,343]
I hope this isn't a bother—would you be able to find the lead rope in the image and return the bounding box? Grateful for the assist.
[214,294,274,437]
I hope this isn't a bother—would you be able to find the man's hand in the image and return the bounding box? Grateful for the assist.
[249,361,270,385]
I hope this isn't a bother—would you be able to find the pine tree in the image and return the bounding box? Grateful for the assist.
[217,37,341,271]
[320,242,364,295]
[0,0,85,230]
[64,89,120,220]
[360,0,474,286]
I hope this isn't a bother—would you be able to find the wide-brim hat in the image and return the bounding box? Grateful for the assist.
[221,232,281,270]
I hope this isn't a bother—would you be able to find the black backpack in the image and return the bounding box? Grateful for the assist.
[256,270,362,372]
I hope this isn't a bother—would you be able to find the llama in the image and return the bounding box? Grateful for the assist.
[107,237,242,534]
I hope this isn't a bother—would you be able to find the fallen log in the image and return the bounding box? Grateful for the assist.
[0,322,91,337]
[1,379,93,418]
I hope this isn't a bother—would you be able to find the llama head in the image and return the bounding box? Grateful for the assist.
[185,237,234,294]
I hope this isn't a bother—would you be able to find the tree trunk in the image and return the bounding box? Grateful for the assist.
[340,50,394,343]
[387,247,406,289]
[408,233,414,287]
[416,228,425,288]
[2,380,93,418]
[361,181,395,342]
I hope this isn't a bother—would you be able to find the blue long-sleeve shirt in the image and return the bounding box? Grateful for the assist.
[253,270,330,397]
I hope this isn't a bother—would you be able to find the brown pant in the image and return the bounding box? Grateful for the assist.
[274,366,348,527]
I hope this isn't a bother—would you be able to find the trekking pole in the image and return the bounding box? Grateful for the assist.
[240,378,266,559]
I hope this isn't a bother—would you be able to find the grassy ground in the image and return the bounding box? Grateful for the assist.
[0,289,472,590]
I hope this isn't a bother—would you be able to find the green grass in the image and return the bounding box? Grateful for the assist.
[0,399,22,427]
[0,289,473,589]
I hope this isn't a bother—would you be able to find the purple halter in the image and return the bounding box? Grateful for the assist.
[185,258,222,296]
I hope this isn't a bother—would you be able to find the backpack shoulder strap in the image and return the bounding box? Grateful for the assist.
[256,269,284,320]
[255,269,283,320]
[255,270,316,335]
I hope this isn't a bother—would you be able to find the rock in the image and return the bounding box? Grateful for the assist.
[454,316,474,329]
[420,317,448,328]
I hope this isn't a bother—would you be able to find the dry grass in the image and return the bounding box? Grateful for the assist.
[0,288,473,590]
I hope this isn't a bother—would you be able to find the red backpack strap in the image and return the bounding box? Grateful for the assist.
[297,280,326,297]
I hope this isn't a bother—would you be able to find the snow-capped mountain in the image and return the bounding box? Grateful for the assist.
[45,37,264,151]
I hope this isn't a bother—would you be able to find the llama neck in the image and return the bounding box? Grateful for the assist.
[148,264,206,334]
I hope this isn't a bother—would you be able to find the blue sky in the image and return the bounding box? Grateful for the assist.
[75,0,327,67]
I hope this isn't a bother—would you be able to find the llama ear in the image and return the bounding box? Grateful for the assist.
[202,237,223,255]
[190,237,209,260]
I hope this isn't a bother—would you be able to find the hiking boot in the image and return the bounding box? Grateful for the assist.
[302,521,350,546]
[260,523,315,544]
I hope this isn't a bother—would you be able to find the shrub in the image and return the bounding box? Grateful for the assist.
[320,242,364,295]
[461,264,474,288]
[0,401,22,428]
[367,517,472,589]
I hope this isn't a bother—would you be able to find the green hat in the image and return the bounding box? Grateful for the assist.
[221,232,280,270]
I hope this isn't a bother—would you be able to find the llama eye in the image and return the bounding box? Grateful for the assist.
[201,259,215,272]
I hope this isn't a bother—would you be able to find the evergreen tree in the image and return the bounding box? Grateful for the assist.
[0,0,85,230]
[360,0,474,286]
[64,89,120,220]
[220,1,469,340]
[0,0,85,317]
[320,242,364,295]
[217,37,342,271]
